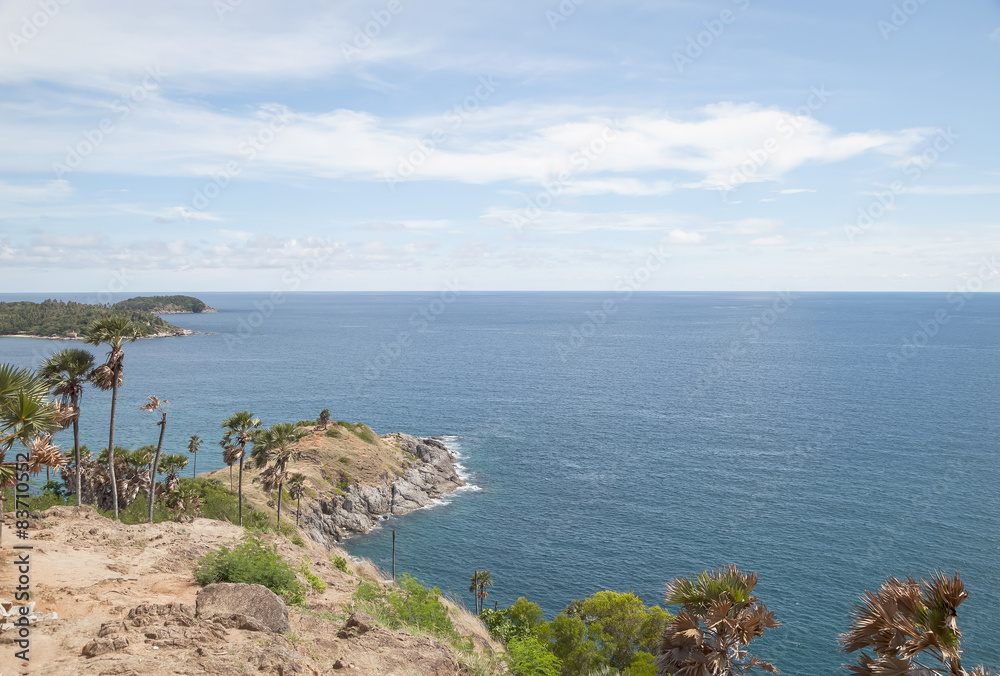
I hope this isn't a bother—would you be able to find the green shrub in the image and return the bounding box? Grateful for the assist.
[29,489,72,512]
[338,456,351,464]
[354,574,464,648]
[296,419,318,428]
[506,636,562,676]
[336,471,352,495]
[300,556,327,593]
[325,427,341,439]
[332,556,350,574]
[193,533,306,606]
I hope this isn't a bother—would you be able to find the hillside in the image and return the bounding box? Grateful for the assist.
[112,295,218,314]
[0,297,210,338]
[0,506,499,675]
[203,421,463,545]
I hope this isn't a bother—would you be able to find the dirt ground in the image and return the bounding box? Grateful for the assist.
[0,506,499,676]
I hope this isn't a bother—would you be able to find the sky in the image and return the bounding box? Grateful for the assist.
[0,0,998,292]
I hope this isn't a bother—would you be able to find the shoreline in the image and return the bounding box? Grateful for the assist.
[0,329,197,340]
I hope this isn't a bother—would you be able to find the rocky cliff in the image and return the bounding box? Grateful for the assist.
[303,434,464,549]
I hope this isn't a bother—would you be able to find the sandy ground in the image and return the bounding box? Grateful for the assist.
[0,506,498,676]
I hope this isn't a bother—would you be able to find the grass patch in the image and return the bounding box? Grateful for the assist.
[194,532,306,606]
[353,574,471,652]
[336,421,376,444]
[325,427,341,439]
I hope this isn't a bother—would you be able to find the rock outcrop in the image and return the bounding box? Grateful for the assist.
[195,583,290,634]
[303,435,464,548]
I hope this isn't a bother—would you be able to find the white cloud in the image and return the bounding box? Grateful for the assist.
[0,179,71,203]
[732,218,784,235]
[667,229,705,244]
[779,188,816,194]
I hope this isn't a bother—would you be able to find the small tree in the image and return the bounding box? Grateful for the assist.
[286,473,306,526]
[187,434,202,477]
[840,571,992,676]
[657,565,779,676]
[319,409,330,429]
[159,454,188,494]
[139,396,168,523]
[470,570,494,615]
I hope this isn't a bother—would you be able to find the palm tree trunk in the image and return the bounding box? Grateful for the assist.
[72,394,81,507]
[192,453,196,478]
[108,363,121,520]
[229,464,233,489]
[237,454,244,527]
[148,416,166,523]
[276,483,283,529]
[295,498,300,526]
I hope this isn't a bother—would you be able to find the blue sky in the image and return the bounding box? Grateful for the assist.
[0,0,998,292]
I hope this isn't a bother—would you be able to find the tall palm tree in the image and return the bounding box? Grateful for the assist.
[221,411,261,527]
[139,396,168,523]
[657,565,780,676]
[39,348,95,506]
[469,570,494,615]
[251,422,307,529]
[840,571,990,676]
[187,435,202,478]
[84,314,142,519]
[286,473,306,526]
[0,364,62,544]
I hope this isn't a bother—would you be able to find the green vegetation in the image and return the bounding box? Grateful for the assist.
[194,532,306,605]
[0,299,184,337]
[332,555,350,574]
[337,421,376,444]
[483,591,670,676]
[112,295,214,314]
[299,556,327,593]
[325,427,341,439]
[354,573,470,651]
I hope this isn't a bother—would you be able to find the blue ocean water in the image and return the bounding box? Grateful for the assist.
[1,291,998,675]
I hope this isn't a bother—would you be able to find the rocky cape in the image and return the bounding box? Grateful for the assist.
[303,434,464,549]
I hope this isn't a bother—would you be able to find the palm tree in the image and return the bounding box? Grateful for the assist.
[469,570,493,615]
[841,571,991,676]
[39,348,95,506]
[84,314,142,519]
[159,454,188,494]
[139,396,168,523]
[251,422,307,529]
[319,409,330,429]
[286,473,306,526]
[221,411,261,527]
[187,435,202,477]
[0,364,62,544]
[657,565,780,676]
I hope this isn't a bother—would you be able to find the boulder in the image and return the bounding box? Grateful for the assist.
[195,583,289,634]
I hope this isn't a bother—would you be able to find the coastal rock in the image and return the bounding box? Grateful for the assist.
[195,583,289,634]
[301,435,464,549]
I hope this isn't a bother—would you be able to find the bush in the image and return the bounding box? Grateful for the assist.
[354,574,466,649]
[300,556,327,593]
[332,556,351,574]
[506,637,562,676]
[325,427,341,439]
[193,533,306,606]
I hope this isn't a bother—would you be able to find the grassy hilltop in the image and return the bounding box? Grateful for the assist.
[0,295,212,338]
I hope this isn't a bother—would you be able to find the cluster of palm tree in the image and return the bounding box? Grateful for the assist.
[470,570,494,615]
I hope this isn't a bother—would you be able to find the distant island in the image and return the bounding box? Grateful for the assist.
[0,295,215,339]
[113,295,218,314]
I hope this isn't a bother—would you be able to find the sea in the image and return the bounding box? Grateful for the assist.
[1,291,998,675]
